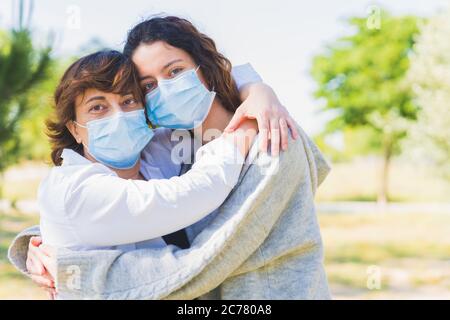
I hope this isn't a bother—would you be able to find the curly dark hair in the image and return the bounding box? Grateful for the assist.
[124,15,241,114]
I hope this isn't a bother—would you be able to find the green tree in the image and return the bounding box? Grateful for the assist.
[311,11,420,204]
[17,59,64,162]
[406,10,450,179]
[0,0,52,174]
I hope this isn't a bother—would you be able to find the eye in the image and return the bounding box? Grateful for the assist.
[143,82,157,94]
[89,104,106,113]
[169,67,184,78]
[123,98,137,106]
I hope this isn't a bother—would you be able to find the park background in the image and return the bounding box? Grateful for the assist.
[0,0,449,299]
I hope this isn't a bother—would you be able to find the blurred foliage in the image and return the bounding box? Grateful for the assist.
[311,11,421,203]
[0,0,52,173]
[17,60,67,162]
[315,126,382,162]
[406,10,450,180]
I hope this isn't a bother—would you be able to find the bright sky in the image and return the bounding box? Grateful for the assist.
[0,0,448,134]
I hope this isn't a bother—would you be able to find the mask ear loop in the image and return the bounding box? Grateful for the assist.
[73,120,87,129]
[72,120,89,150]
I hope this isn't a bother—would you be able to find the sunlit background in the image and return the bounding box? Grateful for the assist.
[0,0,449,299]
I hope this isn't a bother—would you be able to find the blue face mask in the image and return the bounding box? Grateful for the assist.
[74,109,154,169]
[145,66,216,129]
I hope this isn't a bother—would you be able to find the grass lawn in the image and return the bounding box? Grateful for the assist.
[319,212,450,299]
[0,210,46,299]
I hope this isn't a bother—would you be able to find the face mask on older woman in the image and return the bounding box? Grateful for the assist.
[74,109,154,169]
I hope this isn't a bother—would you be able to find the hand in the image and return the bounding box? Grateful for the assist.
[223,119,258,158]
[225,83,299,156]
[26,236,58,299]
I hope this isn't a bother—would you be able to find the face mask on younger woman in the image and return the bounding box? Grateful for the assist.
[145,66,216,130]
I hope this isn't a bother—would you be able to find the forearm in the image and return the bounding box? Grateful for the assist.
[238,82,277,105]
[66,135,245,247]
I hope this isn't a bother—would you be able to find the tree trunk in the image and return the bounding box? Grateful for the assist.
[0,173,3,200]
[378,140,393,205]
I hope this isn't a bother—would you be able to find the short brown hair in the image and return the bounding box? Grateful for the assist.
[46,50,142,166]
[124,16,241,114]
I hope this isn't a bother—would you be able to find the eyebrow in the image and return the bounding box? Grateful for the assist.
[138,59,184,81]
[163,58,183,71]
[84,96,106,104]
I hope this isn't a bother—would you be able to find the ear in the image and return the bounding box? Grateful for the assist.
[66,121,82,144]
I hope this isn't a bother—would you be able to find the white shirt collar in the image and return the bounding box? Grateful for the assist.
[60,148,93,166]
